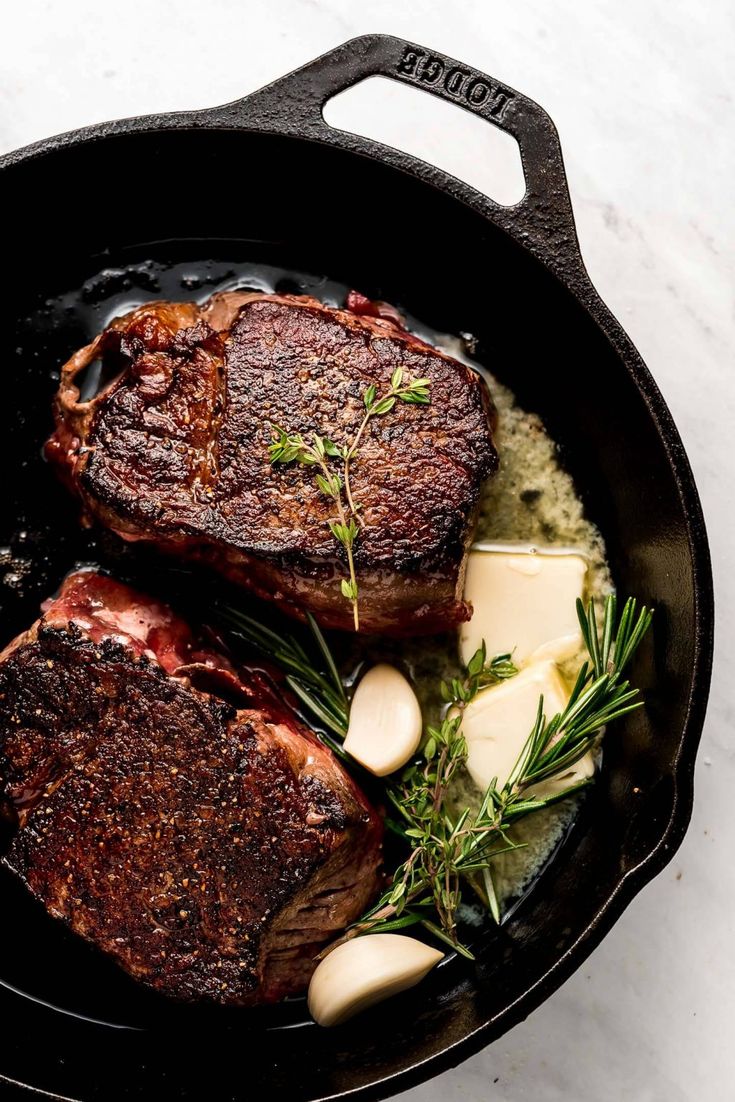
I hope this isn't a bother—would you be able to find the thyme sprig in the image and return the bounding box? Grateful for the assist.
[333,594,653,956]
[216,593,653,959]
[345,646,519,955]
[268,368,431,631]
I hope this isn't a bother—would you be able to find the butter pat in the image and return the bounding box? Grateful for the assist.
[460,660,595,797]
[460,545,588,667]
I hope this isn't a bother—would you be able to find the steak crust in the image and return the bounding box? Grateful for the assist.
[46,292,497,633]
[0,572,383,1005]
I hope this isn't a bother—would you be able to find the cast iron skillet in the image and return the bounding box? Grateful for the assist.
[0,33,714,1102]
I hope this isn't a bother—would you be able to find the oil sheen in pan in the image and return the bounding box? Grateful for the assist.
[2,249,610,1029]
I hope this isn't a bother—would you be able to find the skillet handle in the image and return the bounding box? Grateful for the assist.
[216,34,584,277]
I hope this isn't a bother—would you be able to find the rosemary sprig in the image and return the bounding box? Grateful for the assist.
[215,604,349,757]
[333,594,653,956]
[268,368,431,631]
[216,592,653,958]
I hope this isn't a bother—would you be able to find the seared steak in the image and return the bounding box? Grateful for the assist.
[0,572,383,1005]
[46,292,497,634]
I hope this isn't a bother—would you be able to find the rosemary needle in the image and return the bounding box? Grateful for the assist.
[217,593,653,958]
[214,604,349,758]
[328,594,653,957]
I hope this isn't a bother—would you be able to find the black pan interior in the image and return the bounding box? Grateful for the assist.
[0,128,704,1101]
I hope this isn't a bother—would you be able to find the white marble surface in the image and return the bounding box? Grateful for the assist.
[1,2,732,1099]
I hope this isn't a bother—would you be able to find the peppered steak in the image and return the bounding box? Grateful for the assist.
[0,571,383,1005]
[46,292,497,633]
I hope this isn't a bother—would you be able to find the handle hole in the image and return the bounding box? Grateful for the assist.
[323,75,526,207]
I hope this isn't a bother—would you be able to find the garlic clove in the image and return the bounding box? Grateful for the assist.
[344,663,422,776]
[308,934,444,1027]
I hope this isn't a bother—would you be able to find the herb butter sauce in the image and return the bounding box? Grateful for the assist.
[350,325,613,913]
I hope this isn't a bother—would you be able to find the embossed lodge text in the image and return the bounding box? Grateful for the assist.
[396,46,514,119]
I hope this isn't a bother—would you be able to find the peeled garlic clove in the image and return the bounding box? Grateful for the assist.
[308,934,444,1027]
[343,663,422,776]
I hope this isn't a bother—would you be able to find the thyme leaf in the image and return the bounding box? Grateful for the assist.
[326,594,653,958]
[216,592,653,960]
[267,372,432,630]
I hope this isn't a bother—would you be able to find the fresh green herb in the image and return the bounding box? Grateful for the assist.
[216,604,349,758]
[217,592,653,959]
[329,594,653,957]
[268,369,431,631]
